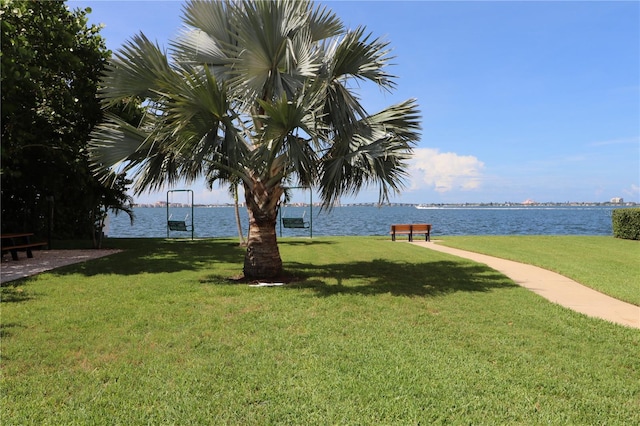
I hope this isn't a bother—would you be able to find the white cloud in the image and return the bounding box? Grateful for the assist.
[408,148,485,193]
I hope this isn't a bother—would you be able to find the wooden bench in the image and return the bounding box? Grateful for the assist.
[282,217,309,229]
[411,224,431,242]
[390,224,413,241]
[1,233,48,261]
[390,224,432,242]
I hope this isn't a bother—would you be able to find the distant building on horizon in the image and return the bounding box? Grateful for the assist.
[610,197,624,204]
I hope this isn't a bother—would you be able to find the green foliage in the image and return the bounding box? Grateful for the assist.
[612,208,640,240]
[1,237,639,424]
[0,0,132,241]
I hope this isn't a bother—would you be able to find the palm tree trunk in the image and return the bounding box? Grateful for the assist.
[232,183,246,247]
[243,180,283,279]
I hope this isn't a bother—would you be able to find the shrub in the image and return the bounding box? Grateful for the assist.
[612,208,640,240]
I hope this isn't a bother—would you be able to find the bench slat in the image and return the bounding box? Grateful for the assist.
[2,242,47,251]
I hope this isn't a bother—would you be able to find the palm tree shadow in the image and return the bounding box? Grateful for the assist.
[6,239,516,300]
[283,258,517,297]
[0,280,37,303]
[49,239,247,278]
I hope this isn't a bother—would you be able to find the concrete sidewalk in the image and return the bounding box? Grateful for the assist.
[1,249,121,284]
[411,241,640,329]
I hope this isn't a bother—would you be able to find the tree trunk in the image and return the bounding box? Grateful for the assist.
[243,180,283,279]
[234,196,246,247]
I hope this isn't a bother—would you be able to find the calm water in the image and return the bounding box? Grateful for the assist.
[106,205,626,238]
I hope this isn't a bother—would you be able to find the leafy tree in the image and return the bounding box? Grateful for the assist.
[0,0,133,242]
[90,0,421,278]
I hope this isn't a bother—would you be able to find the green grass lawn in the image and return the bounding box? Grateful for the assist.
[438,236,640,306]
[2,237,639,424]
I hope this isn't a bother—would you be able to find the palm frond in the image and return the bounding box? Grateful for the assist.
[367,98,422,143]
[93,42,252,194]
[228,0,320,105]
[321,80,367,142]
[326,26,396,91]
[181,0,233,45]
[100,33,174,106]
[171,0,234,78]
[171,30,229,70]
[256,91,323,184]
[159,65,229,137]
[307,3,344,41]
[89,112,149,178]
[317,27,399,143]
[318,99,421,209]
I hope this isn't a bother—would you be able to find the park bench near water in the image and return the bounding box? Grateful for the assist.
[390,224,431,242]
[1,232,47,261]
[390,224,412,241]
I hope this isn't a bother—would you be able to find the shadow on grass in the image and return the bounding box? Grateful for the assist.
[3,238,516,301]
[282,258,516,298]
[199,257,516,298]
[48,238,248,278]
[1,239,338,304]
[0,322,25,339]
[0,281,36,303]
[48,238,337,279]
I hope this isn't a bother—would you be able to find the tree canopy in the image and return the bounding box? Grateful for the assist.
[90,0,421,278]
[1,0,132,240]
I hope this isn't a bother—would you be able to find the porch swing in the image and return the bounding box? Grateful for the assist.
[279,186,312,237]
[166,189,194,240]
[282,211,309,229]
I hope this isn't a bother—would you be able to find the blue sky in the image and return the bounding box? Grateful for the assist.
[71,0,640,205]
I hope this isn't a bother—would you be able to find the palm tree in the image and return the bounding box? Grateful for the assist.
[90,0,421,279]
